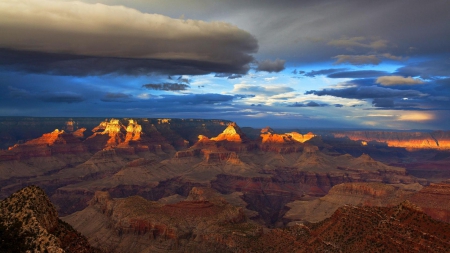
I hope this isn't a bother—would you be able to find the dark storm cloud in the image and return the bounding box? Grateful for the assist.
[0,0,257,76]
[327,70,389,79]
[435,78,450,90]
[328,37,388,50]
[62,0,450,66]
[101,93,134,102]
[370,98,428,110]
[256,59,286,72]
[0,49,253,76]
[7,85,85,103]
[8,86,31,98]
[142,83,189,91]
[372,98,395,108]
[306,86,426,99]
[394,58,450,79]
[40,92,85,103]
[304,68,348,77]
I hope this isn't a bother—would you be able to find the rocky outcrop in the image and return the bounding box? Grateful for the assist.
[284,182,421,223]
[408,182,450,223]
[0,186,99,253]
[244,201,450,252]
[63,188,262,252]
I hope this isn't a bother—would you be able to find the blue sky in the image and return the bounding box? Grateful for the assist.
[1,0,450,129]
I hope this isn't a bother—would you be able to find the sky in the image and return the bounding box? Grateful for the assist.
[1,0,450,129]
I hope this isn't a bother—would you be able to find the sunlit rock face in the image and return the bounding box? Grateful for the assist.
[211,122,248,142]
[258,127,316,154]
[333,130,450,150]
[259,127,315,144]
[286,132,315,143]
[124,119,142,142]
[4,129,87,159]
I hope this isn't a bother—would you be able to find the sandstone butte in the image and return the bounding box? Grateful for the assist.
[332,130,450,150]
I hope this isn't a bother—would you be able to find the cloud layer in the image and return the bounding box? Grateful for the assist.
[0,0,258,75]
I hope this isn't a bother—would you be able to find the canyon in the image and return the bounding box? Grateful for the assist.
[0,117,449,252]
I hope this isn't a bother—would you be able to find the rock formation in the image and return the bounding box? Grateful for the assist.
[408,181,450,223]
[284,182,421,223]
[63,188,262,252]
[211,122,249,142]
[244,201,450,252]
[0,186,99,253]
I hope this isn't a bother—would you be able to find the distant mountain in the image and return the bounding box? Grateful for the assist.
[332,130,450,150]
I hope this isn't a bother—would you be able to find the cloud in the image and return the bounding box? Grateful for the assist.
[328,37,388,50]
[333,55,381,65]
[304,68,348,77]
[381,53,404,61]
[0,0,257,75]
[232,84,294,96]
[328,70,389,79]
[160,93,237,105]
[435,77,450,90]
[289,101,328,107]
[256,59,286,72]
[101,92,134,102]
[372,98,395,108]
[40,92,85,103]
[214,73,243,79]
[376,76,424,86]
[306,85,426,99]
[8,86,31,98]
[398,112,435,121]
[142,83,189,91]
[395,58,450,79]
[8,86,84,103]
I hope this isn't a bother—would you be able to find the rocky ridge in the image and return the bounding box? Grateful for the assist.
[63,187,262,252]
[244,201,450,252]
[0,185,99,253]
